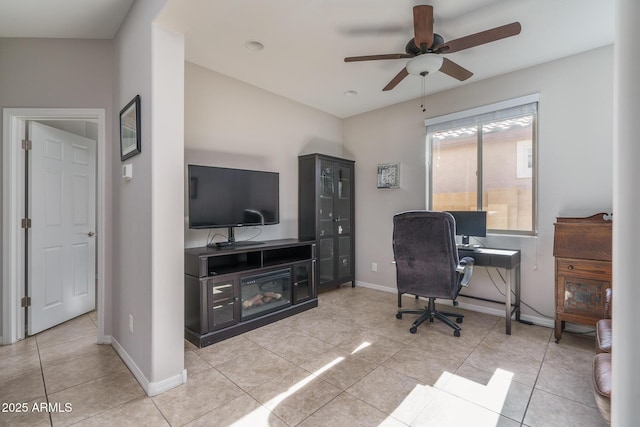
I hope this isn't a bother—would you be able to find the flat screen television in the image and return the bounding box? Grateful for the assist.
[445,210,487,246]
[188,165,279,246]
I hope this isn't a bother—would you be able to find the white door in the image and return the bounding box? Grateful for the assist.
[28,122,96,335]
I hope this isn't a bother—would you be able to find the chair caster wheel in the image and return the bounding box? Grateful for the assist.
[456,317,463,324]
[429,318,434,323]
[410,326,417,334]
[396,313,402,319]
[454,330,461,337]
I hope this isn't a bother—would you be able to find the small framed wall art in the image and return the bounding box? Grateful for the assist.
[120,95,141,161]
[377,162,400,189]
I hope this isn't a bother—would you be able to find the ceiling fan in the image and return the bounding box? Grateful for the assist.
[344,5,521,91]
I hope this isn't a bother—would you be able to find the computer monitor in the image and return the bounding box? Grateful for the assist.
[445,211,487,246]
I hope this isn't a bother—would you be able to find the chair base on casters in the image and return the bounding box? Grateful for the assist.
[396,297,463,337]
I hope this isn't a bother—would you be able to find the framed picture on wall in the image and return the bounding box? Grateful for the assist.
[377,162,401,189]
[120,95,141,161]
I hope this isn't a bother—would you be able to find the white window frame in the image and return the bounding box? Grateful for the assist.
[425,94,539,236]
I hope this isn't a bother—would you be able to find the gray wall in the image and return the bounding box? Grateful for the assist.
[0,37,114,339]
[112,0,155,383]
[112,0,185,392]
[184,62,345,247]
[1,1,185,392]
[344,45,614,324]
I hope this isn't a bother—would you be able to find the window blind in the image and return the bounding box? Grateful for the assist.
[425,94,539,132]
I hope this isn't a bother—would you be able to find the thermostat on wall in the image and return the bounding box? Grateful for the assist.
[122,163,133,181]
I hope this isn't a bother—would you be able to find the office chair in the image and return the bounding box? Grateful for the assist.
[392,211,475,336]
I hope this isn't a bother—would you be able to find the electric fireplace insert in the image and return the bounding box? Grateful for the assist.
[240,268,292,321]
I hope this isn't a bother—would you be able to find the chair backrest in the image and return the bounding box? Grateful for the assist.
[392,210,461,300]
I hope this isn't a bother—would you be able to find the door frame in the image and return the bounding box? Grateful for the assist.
[2,108,107,345]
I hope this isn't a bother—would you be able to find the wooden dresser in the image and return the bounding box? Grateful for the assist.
[553,213,612,342]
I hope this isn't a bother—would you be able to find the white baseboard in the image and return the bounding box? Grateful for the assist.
[354,280,593,334]
[111,337,186,397]
[111,337,151,394]
[355,280,523,321]
[353,280,397,294]
[148,369,188,397]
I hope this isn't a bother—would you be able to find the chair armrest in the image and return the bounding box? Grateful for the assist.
[457,257,475,287]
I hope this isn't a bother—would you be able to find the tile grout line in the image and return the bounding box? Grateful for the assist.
[33,316,135,426]
[171,363,289,427]
[34,337,54,427]
[214,330,381,426]
[423,318,524,426]
[148,397,173,427]
[9,298,599,426]
[522,345,602,410]
[519,333,553,426]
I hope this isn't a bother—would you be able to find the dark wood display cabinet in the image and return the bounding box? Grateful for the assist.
[553,213,612,342]
[299,154,355,291]
[184,239,317,347]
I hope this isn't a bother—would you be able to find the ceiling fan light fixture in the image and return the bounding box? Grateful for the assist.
[406,54,443,76]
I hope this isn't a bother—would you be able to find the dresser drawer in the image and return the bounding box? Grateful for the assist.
[556,258,611,279]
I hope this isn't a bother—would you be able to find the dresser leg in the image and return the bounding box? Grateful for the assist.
[554,319,564,343]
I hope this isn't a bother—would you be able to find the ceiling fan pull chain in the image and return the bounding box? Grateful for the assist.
[420,74,426,112]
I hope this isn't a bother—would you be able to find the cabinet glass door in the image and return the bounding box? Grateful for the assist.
[208,279,239,331]
[293,262,313,303]
[318,237,334,284]
[560,276,609,318]
[336,165,351,235]
[338,236,351,280]
[311,157,354,287]
[319,161,334,238]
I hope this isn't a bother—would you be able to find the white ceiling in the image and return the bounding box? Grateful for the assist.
[1,0,614,118]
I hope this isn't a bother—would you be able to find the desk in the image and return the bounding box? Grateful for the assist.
[458,247,521,335]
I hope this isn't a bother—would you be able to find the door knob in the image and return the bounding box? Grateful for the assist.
[88,231,96,237]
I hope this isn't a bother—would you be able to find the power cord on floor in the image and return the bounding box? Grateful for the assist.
[485,267,554,319]
[488,267,598,334]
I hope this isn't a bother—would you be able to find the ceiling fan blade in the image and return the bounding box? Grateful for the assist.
[413,5,434,50]
[383,67,409,91]
[435,22,521,54]
[439,58,473,81]
[345,53,413,62]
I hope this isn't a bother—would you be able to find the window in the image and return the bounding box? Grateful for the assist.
[426,96,538,235]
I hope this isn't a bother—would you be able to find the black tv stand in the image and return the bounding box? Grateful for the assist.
[184,239,318,347]
[211,240,265,249]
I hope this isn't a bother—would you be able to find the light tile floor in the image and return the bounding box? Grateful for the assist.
[0,286,608,426]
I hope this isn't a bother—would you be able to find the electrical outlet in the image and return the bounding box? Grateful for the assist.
[129,314,134,334]
[371,262,378,272]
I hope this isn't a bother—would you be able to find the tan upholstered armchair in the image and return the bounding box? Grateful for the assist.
[593,288,612,423]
